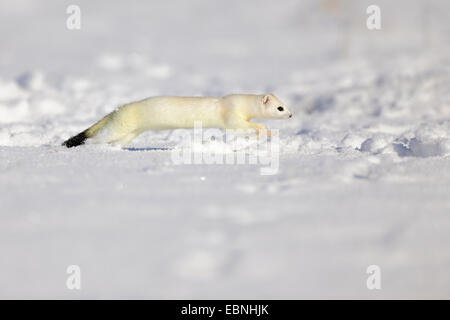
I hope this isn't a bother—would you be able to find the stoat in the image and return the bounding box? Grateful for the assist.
[62,94,292,148]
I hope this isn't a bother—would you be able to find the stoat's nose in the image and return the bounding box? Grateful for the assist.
[289,114,292,118]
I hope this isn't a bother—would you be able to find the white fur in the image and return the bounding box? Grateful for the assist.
[87,94,292,147]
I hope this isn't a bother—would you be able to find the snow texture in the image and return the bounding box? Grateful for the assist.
[0,0,449,298]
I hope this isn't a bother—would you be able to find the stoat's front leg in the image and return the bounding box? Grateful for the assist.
[247,122,274,137]
[224,114,272,137]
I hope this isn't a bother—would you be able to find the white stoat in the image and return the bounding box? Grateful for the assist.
[62,94,292,148]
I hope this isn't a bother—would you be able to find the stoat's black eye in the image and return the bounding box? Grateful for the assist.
[277,106,284,112]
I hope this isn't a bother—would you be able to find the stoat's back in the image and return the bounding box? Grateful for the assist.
[138,96,225,130]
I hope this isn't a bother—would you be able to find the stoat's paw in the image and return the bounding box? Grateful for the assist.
[257,128,273,137]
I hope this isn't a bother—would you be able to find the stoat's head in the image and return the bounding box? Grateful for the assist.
[260,94,292,119]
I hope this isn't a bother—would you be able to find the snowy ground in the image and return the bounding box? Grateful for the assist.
[1,0,450,299]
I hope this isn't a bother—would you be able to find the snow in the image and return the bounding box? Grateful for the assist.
[1,0,450,298]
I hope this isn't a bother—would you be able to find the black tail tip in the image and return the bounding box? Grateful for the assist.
[62,131,88,148]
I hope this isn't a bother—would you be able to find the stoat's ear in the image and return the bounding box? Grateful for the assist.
[263,95,270,104]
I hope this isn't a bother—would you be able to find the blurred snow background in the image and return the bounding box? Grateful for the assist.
[0,0,449,298]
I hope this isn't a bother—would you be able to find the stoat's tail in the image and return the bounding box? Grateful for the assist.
[62,115,110,148]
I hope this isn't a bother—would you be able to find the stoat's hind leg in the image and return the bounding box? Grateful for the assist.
[112,132,139,147]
